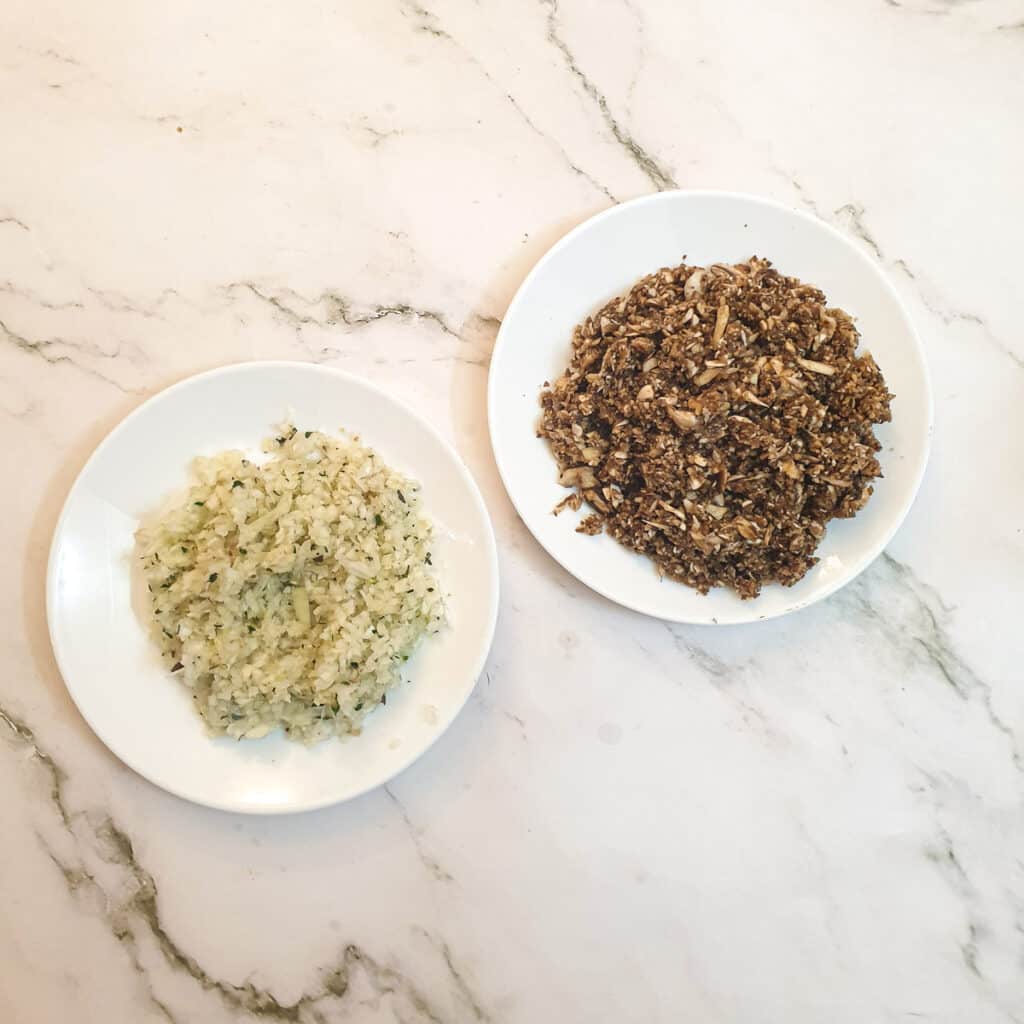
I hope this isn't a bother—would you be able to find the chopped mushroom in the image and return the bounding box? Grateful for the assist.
[796,357,836,376]
[667,408,699,431]
[538,256,893,598]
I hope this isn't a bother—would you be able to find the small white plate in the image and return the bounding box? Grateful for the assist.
[488,191,932,624]
[47,362,499,813]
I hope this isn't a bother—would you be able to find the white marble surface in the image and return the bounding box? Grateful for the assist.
[2,0,1022,1020]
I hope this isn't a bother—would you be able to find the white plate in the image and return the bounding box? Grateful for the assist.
[47,362,499,813]
[488,191,932,624]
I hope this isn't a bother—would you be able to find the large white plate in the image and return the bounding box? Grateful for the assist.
[47,362,499,813]
[488,191,932,624]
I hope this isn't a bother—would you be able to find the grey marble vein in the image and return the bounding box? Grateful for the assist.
[659,631,779,742]
[830,203,1023,371]
[0,704,471,1023]
[399,0,616,202]
[0,706,71,827]
[86,285,177,321]
[881,0,951,14]
[0,281,86,312]
[912,772,1024,1022]
[669,632,732,681]
[926,817,983,977]
[0,215,30,231]
[915,293,1022,370]
[833,202,884,261]
[767,164,825,219]
[414,928,492,1023]
[0,315,141,393]
[384,785,455,884]
[839,554,1022,770]
[228,282,457,338]
[32,47,83,66]
[226,281,496,368]
[502,710,527,741]
[541,0,676,191]
[620,0,646,121]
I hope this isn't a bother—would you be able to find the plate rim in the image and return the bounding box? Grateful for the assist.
[46,359,501,813]
[487,188,933,625]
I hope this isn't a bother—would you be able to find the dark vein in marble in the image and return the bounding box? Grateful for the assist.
[502,89,617,202]
[0,215,30,231]
[833,202,883,261]
[918,296,1022,369]
[48,845,180,1023]
[620,0,645,120]
[86,286,175,321]
[95,817,452,1021]
[403,0,447,38]
[0,706,71,827]
[1,705,473,1023]
[231,282,496,368]
[384,785,455,883]
[922,814,984,977]
[831,204,1023,371]
[438,941,490,1022]
[841,554,1022,770]
[502,710,527,740]
[36,47,83,66]
[541,0,676,190]
[881,0,951,14]
[670,632,731,681]
[415,928,492,1022]
[0,315,139,393]
[399,0,615,201]
[1,280,184,323]
[359,123,401,148]
[912,776,1024,1021]
[0,281,86,311]
[658,630,780,741]
[44,846,97,893]
[231,282,457,337]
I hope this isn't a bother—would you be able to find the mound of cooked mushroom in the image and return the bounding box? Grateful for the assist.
[539,257,893,599]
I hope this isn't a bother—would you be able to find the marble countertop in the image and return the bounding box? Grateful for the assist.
[3,1,1022,1021]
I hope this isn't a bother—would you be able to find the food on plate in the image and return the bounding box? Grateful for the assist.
[135,426,443,742]
[538,257,893,599]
